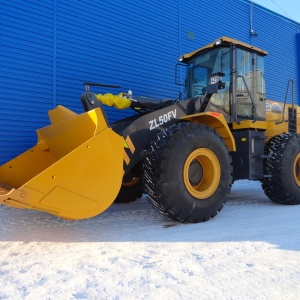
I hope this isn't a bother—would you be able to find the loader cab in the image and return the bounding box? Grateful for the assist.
[181,37,268,122]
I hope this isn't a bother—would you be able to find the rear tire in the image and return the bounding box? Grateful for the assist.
[262,133,300,205]
[143,123,232,223]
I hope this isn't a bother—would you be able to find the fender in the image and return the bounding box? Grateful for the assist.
[181,112,236,152]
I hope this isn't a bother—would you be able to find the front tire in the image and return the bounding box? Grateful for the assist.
[114,166,144,203]
[262,133,300,205]
[143,123,232,223]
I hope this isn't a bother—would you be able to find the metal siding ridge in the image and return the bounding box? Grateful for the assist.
[3,1,53,16]
[57,0,178,23]
[55,44,177,64]
[0,14,53,31]
[1,28,52,44]
[56,9,178,31]
[55,58,175,74]
[55,21,177,46]
[1,4,52,22]
[0,59,52,71]
[55,29,178,49]
[1,43,53,56]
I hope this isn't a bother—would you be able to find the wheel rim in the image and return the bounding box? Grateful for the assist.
[122,177,140,187]
[183,148,221,199]
[293,153,300,187]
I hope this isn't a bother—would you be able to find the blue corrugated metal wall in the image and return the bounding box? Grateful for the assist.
[0,0,299,164]
[252,3,299,103]
[0,1,54,164]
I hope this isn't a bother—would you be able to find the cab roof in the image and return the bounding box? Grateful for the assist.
[180,36,268,62]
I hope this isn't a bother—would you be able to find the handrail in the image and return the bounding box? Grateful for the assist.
[275,79,294,125]
[235,74,257,124]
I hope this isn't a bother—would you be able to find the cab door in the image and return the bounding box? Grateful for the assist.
[234,48,266,121]
[235,49,255,120]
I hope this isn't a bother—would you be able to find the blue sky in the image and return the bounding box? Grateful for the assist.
[252,0,300,23]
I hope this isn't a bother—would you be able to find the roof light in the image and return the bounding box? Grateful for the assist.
[178,56,184,62]
[215,39,222,45]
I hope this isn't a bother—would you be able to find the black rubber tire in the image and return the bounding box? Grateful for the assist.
[262,133,300,205]
[143,122,232,223]
[114,169,144,203]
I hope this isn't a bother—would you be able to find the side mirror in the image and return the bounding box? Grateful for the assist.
[206,72,225,94]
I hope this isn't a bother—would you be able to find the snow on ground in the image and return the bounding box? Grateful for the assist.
[0,180,300,299]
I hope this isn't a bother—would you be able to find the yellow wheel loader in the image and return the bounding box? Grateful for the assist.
[1,36,300,223]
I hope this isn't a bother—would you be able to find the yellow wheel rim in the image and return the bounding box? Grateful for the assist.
[183,148,221,199]
[293,153,300,187]
[122,177,140,187]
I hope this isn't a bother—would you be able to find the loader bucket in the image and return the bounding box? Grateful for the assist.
[0,105,124,220]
